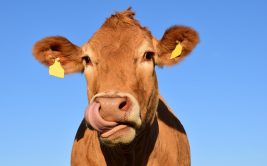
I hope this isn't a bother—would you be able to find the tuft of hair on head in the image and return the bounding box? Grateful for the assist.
[116,7,135,19]
[103,7,139,28]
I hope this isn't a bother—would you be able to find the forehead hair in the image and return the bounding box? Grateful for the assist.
[88,8,153,53]
[102,8,152,37]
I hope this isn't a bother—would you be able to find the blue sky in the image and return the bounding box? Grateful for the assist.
[0,0,266,165]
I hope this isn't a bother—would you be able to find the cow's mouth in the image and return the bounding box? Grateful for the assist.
[98,122,137,146]
[100,123,132,138]
[84,93,141,145]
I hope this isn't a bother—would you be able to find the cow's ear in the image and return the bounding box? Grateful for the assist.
[32,36,84,74]
[155,26,199,66]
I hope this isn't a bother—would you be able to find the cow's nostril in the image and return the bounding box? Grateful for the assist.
[118,101,127,110]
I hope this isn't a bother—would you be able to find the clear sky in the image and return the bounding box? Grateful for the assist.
[0,0,266,165]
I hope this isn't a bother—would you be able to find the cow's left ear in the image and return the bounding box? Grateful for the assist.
[155,26,199,66]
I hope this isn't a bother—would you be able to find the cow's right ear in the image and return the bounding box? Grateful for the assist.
[32,36,84,74]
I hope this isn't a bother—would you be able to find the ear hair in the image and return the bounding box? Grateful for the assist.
[156,26,199,66]
[32,36,84,74]
[33,36,81,66]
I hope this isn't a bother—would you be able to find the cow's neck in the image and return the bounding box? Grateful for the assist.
[100,117,159,165]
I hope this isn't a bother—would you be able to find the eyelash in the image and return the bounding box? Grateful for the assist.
[82,55,92,65]
[144,51,155,61]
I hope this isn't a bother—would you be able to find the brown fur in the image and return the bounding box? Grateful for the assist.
[33,36,83,74]
[156,26,199,66]
[32,8,199,166]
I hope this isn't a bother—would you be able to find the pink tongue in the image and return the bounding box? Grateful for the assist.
[85,102,118,132]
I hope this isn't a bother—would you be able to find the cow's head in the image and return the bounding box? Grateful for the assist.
[33,9,199,146]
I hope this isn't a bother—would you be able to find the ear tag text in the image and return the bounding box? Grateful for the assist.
[170,41,183,59]
[49,58,64,78]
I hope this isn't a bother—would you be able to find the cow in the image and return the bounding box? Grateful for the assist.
[32,8,199,166]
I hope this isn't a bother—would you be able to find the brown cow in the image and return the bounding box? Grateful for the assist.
[32,9,199,166]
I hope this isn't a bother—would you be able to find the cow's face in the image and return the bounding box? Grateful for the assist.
[81,17,159,145]
[32,9,199,146]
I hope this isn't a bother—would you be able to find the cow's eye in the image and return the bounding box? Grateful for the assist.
[144,51,155,61]
[82,55,92,65]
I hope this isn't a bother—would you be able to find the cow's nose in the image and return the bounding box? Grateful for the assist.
[95,96,131,122]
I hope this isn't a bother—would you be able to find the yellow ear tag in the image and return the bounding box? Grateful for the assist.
[170,41,183,59]
[49,58,64,78]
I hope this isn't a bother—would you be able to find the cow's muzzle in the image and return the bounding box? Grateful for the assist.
[84,92,141,145]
